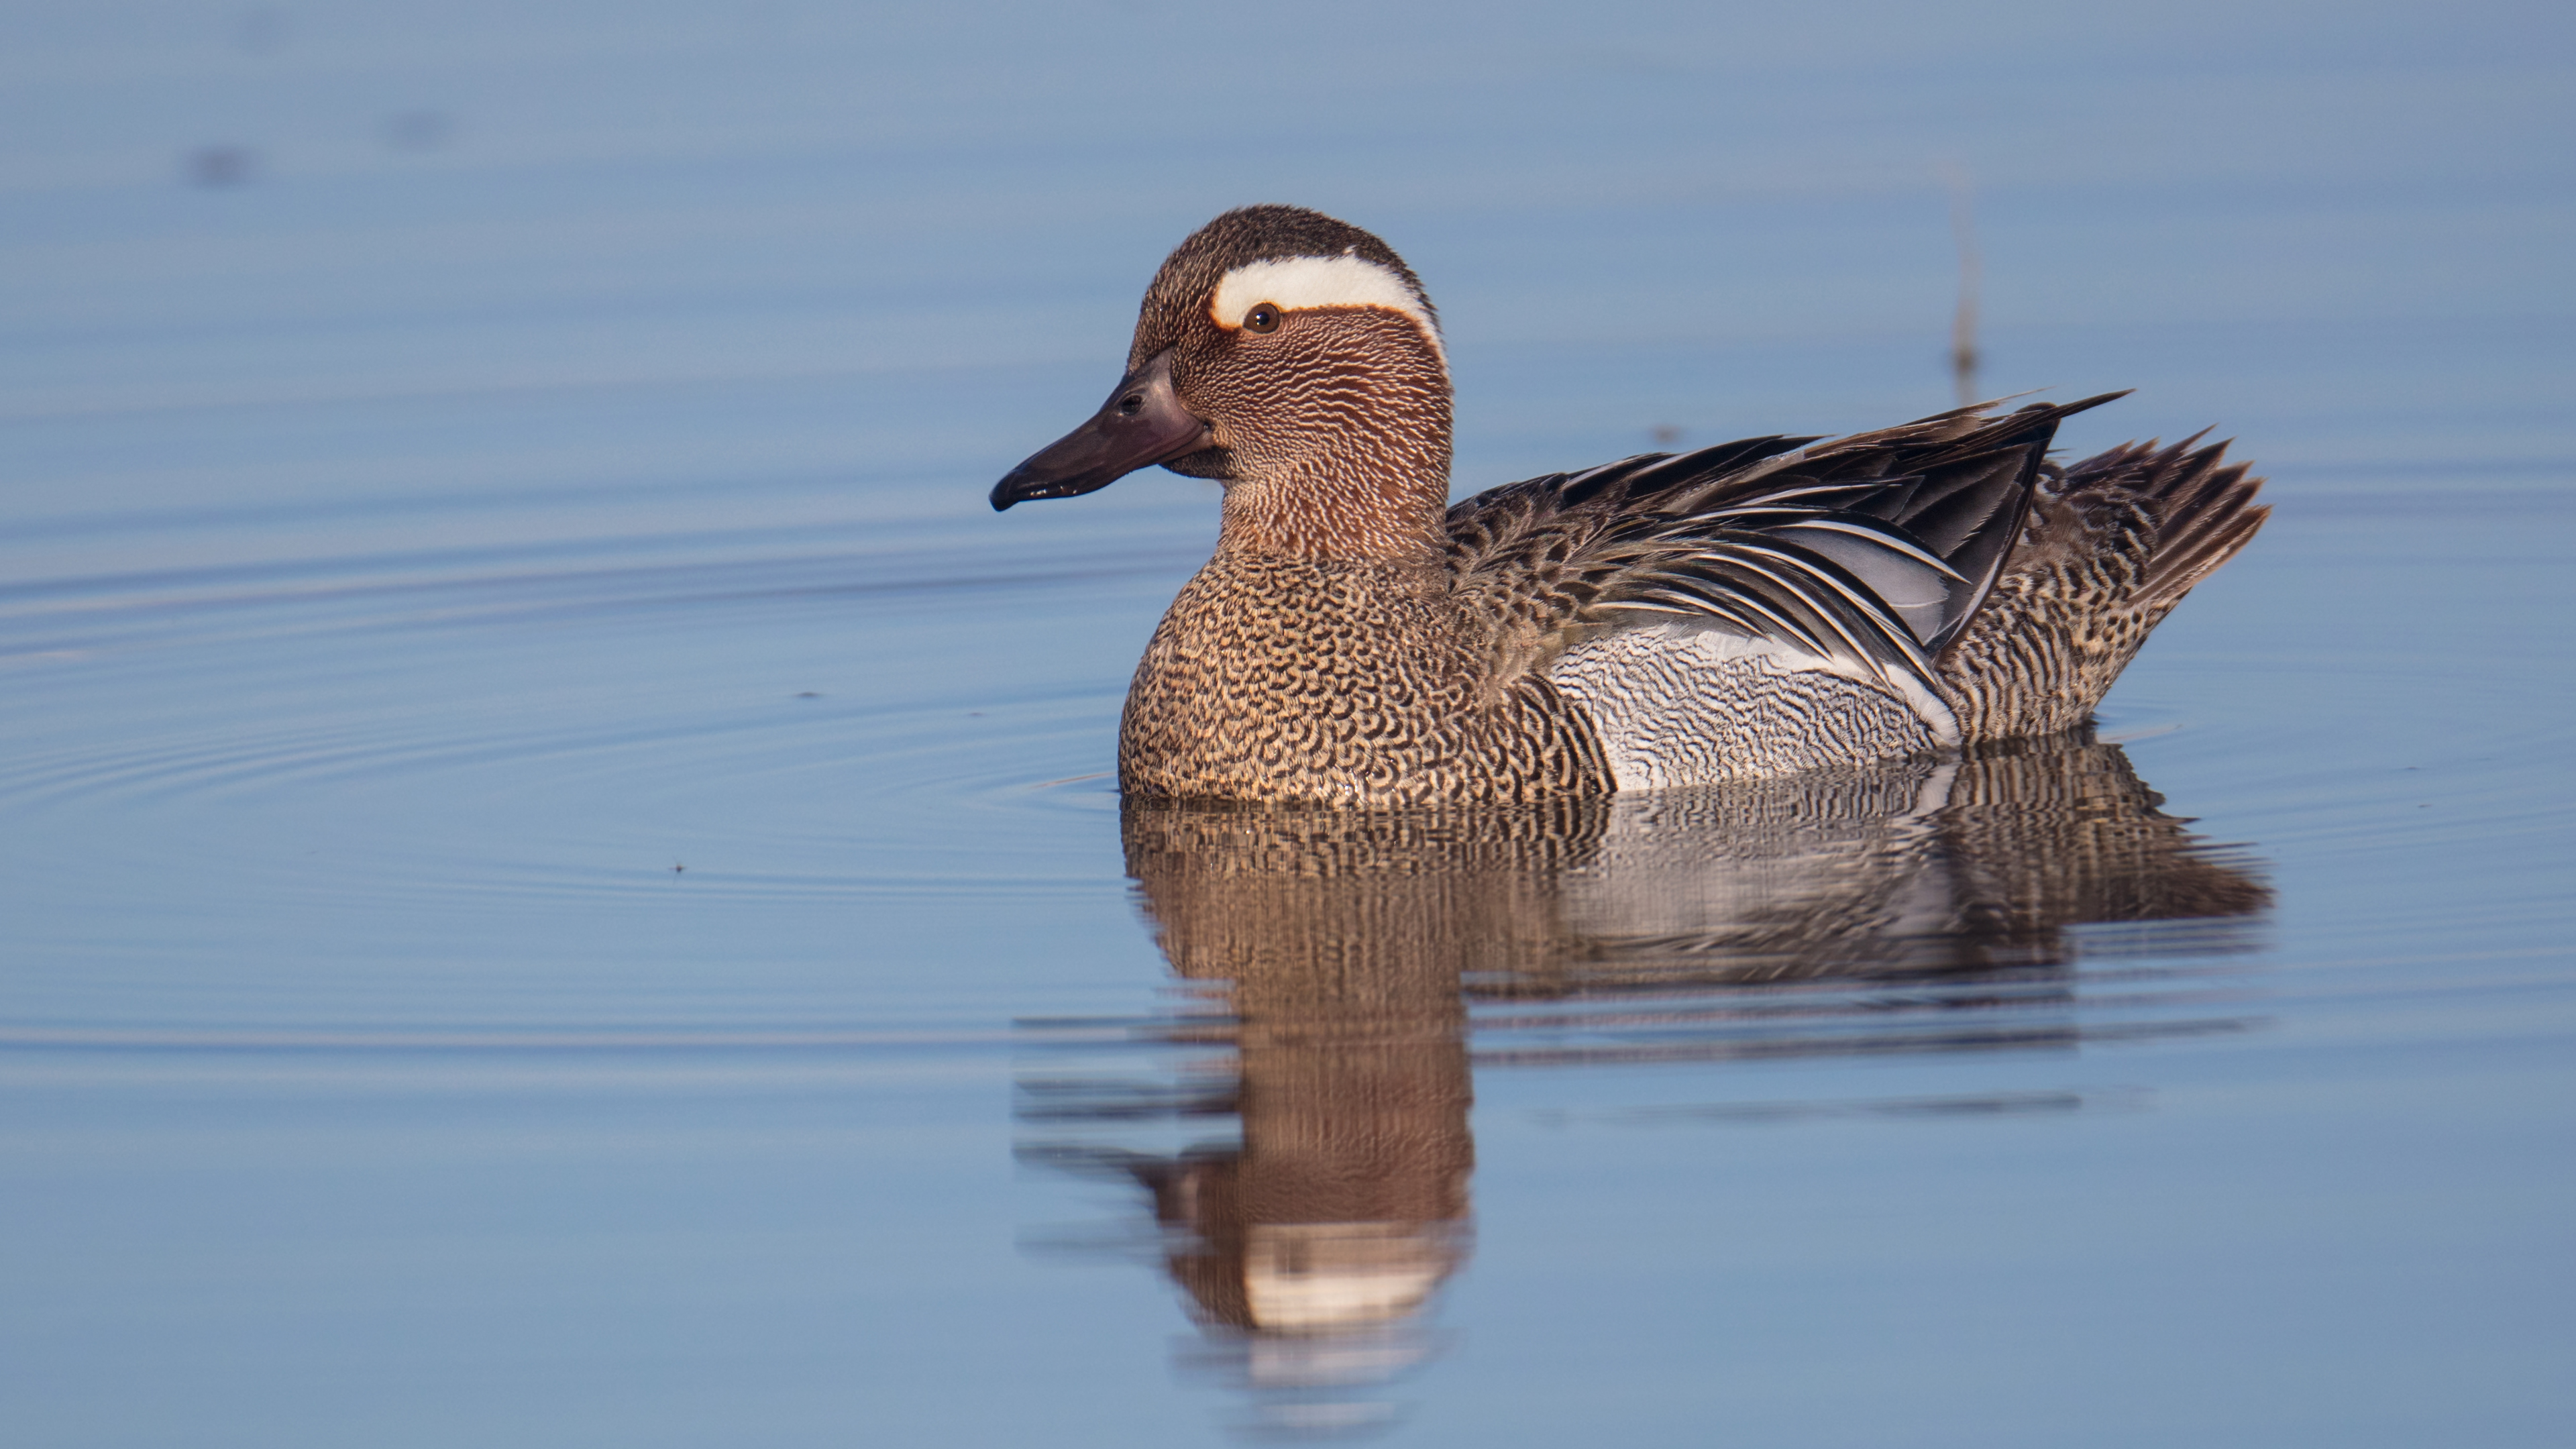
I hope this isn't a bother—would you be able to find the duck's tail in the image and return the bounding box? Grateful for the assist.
[2113,435,2272,617]
[1939,433,2269,744]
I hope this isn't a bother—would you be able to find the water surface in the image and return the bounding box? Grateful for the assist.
[4,2,2573,1444]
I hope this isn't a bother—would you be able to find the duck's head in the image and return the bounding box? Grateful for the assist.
[991,205,1452,561]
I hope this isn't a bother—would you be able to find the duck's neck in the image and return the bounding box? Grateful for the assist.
[1213,397,1453,570]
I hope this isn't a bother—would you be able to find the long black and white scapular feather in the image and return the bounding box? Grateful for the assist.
[1446,393,2130,725]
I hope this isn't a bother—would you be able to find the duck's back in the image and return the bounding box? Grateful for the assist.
[1454,399,2265,789]
[1448,400,2113,790]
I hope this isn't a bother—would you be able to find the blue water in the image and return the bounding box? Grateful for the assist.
[5,1,2573,1443]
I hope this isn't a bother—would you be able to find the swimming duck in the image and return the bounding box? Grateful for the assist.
[992,205,2267,807]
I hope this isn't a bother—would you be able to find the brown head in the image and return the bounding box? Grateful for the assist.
[991,205,1454,564]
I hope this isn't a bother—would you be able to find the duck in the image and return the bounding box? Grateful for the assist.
[991,205,2267,808]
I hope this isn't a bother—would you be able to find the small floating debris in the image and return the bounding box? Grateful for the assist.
[380,109,454,152]
[182,145,258,187]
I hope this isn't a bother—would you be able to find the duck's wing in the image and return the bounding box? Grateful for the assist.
[1448,394,2127,718]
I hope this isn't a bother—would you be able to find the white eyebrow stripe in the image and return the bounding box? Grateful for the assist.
[1209,255,1446,364]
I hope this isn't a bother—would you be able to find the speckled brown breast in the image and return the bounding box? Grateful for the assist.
[1118,554,1613,806]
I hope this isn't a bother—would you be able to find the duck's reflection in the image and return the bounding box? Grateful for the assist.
[1021,733,2268,1434]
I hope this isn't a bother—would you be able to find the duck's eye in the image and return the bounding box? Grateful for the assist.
[1242,303,1281,334]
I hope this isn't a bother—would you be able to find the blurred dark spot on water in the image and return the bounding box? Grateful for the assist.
[1650,424,1684,447]
[380,110,455,152]
[182,146,258,187]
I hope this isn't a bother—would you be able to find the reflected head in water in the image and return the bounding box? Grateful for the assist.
[1022,732,2269,1432]
[993,204,2269,807]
